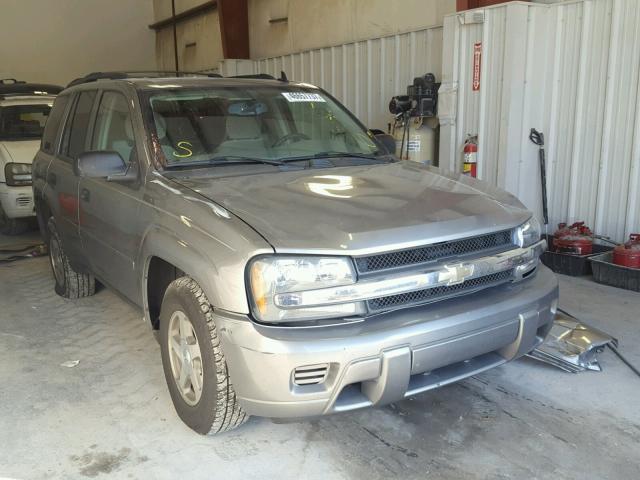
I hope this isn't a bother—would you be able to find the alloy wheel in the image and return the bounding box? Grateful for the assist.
[167,310,204,406]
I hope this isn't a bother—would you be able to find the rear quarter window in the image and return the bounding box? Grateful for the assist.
[41,95,69,154]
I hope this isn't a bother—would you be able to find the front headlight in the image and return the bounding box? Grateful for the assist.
[516,217,542,248]
[4,163,32,187]
[248,256,365,323]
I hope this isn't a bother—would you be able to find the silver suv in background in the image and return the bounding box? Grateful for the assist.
[32,72,557,435]
[0,79,61,234]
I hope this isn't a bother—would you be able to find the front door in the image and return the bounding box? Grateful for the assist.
[78,90,144,302]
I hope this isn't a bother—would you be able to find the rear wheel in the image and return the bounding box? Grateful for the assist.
[159,276,248,435]
[0,204,29,235]
[47,218,95,298]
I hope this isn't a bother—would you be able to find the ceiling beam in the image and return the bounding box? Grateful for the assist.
[218,0,250,59]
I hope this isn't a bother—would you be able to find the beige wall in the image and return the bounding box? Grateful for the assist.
[248,0,456,58]
[0,0,156,86]
[153,0,216,21]
[155,9,224,72]
[151,0,456,70]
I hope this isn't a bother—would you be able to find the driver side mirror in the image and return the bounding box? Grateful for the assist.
[370,129,396,155]
[75,151,136,182]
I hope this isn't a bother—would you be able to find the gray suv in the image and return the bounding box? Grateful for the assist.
[33,73,558,435]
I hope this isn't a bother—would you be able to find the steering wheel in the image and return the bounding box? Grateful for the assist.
[272,132,310,147]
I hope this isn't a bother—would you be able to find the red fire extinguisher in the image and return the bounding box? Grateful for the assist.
[463,135,478,177]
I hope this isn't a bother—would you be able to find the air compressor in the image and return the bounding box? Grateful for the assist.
[389,73,440,165]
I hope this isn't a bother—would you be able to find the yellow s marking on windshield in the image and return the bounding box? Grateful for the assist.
[172,141,193,158]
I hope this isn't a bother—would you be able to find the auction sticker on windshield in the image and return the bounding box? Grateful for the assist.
[282,92,326,102]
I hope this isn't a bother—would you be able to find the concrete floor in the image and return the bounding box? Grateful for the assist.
[0,231,639,480]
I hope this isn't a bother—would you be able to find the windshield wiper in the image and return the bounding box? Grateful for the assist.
[164,156,285,169]
[281,151,387,162]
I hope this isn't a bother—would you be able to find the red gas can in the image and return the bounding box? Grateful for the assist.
[613,234,640,268]
[553,222,594,255]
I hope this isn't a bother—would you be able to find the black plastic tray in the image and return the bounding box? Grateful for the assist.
[540,235,613,276]
[590,252,640,292]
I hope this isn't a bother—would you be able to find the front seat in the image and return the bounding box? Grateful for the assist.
[216,115,265,156]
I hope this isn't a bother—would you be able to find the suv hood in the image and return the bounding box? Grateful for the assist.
[0,140,40,165]
[174,162,531,255]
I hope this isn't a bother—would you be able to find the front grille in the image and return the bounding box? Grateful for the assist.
[355,229,514,274]
[293,364,330,386]
[367,270,513,312]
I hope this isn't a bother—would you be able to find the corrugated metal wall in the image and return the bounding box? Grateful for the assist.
[244,0,638,241]
[440,0,640,241]
[254,27,443,131]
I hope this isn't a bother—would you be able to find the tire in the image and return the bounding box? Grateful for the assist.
[47,218,95,298]
[159,276,248,435]
[0,203,29,235]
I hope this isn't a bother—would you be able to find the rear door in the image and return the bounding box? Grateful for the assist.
[34,93,70,233]
[78,88,145,301]
[46,89,97,268]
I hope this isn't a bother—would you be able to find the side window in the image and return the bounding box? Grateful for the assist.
[91,92,134,164]
[41,95,69,153]
[64,90,97,160]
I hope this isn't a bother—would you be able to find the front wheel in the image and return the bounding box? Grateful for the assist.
[159,276,248,435]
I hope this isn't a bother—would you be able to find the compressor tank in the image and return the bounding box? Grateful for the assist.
[393,117,437,165]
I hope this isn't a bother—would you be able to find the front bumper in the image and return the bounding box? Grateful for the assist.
[216,265,558,418]
[0,185,35,218]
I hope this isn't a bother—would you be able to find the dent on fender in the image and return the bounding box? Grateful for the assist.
[183,195,231,219]
[149,173,232,219]
[149,176,182,195]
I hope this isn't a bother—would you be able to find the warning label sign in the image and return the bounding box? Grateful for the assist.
[472,43,482,91]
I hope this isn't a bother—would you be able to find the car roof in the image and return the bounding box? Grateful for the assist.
[131,76,301,88]
[63,75,314,94]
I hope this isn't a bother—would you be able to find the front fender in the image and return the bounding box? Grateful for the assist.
[138,223,272,324]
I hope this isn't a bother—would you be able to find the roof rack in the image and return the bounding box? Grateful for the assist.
[229,71,289,82]
[0,79,63,97]
[66,70,291,88]
[66,71,223,88]
[229,74,276,80]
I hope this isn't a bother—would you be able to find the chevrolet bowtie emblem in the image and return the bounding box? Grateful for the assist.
[440,263,475,286]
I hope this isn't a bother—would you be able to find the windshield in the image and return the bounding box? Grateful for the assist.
[146,86,381,166]
[0,104,52,140]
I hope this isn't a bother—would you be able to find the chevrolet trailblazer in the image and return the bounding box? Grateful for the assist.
[32,72,557,435]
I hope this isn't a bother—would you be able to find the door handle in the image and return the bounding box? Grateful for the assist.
[80,188,90,202]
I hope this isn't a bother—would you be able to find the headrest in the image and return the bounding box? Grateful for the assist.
[197,116,226,147]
